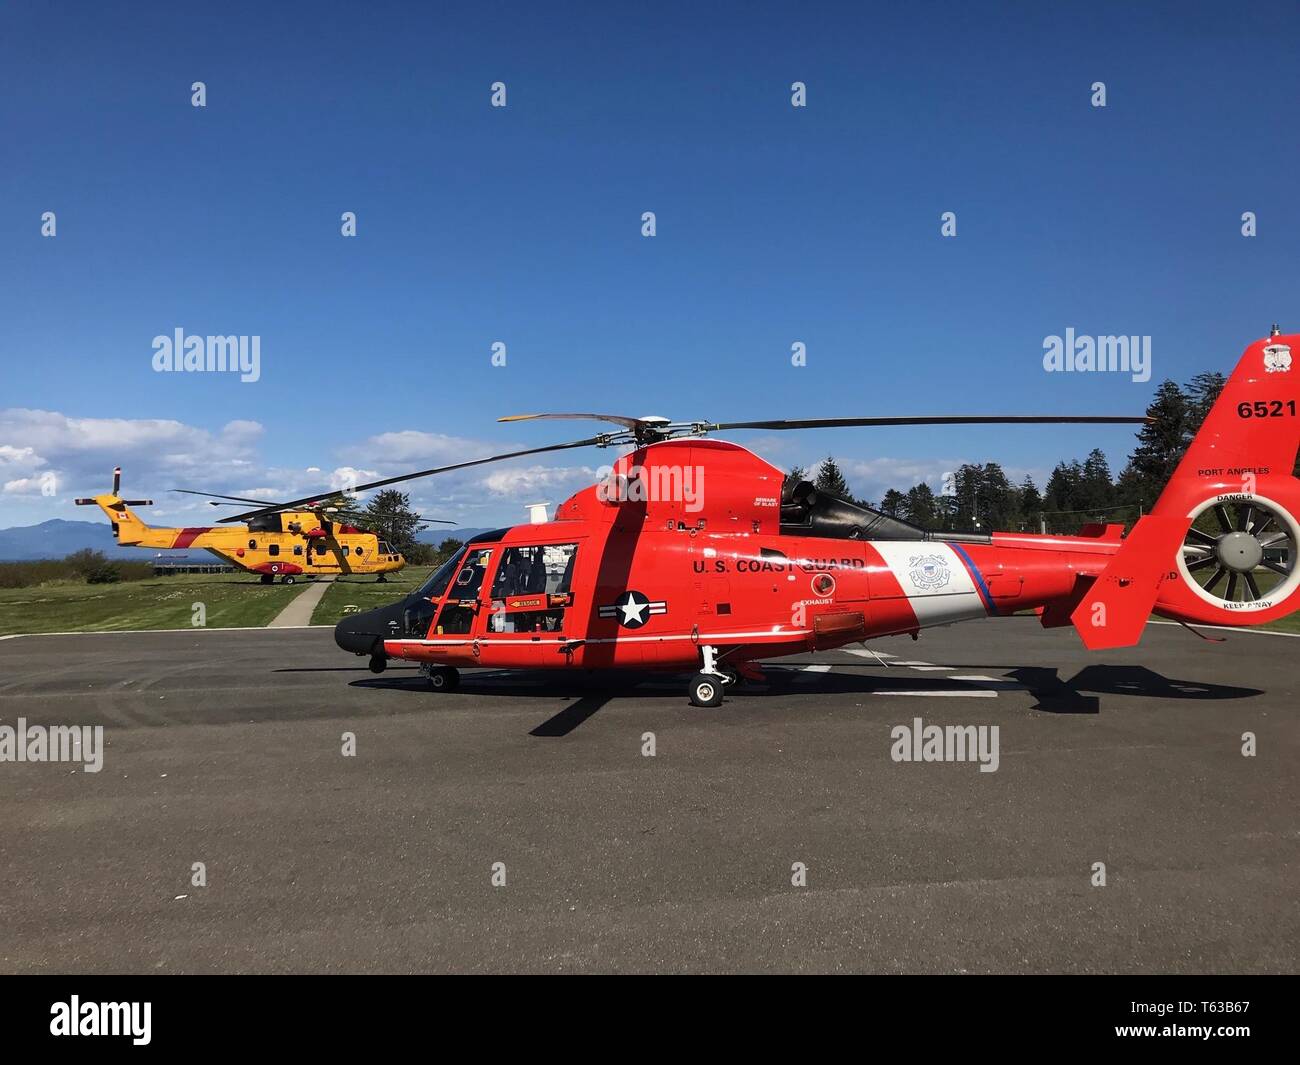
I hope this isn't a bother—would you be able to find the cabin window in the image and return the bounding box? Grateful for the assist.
[293,545,303,556]
[248,539,257,549]
[487,543,579,633]
[268,544,280,557]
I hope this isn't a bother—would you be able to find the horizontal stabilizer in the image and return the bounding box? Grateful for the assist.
[1069,515,1189,649]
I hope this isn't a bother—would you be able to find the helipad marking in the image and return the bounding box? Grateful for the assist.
[950,674,1027,690]
[872,690,997,698]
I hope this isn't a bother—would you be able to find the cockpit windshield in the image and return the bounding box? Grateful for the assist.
[416,546,469,600]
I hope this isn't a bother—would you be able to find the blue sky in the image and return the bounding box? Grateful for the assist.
[2,0,1298,529]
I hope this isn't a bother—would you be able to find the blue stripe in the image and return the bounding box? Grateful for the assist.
[949,543,997,617]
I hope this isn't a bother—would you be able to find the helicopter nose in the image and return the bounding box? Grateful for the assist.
[333,601,405,656]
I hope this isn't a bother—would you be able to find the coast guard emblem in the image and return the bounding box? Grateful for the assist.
[1264,344,1292,374]
[907,554,951,591]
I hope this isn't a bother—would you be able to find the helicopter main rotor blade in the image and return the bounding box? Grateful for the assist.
[173,488,291,506]
[709,415,1152,431]
[499,413,660,431]
[218,437,606,523]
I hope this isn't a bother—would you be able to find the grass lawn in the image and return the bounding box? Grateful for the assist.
[1188,565,1300,634]
[1247,613,1300,635]
[309,566,435,626]
[0,573,303,635]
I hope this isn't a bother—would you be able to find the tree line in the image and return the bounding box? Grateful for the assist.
[797,370,1244,534]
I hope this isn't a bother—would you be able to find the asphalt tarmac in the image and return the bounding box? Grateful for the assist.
[1,617,1295,973]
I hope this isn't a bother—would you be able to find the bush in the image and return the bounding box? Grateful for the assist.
[0,553,154,588]
[86,562,122,584]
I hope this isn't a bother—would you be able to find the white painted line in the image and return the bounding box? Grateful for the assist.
[0,625,325,641]
[800,664,832,673]
[1147,620,1300,639]
[950,675,1027,690]
[903,664,955,671]
[847,648,896,659]
[872,690,998,698]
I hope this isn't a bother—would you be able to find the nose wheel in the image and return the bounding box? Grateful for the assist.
[422,665,460,692]
[689,673,725,707]
[687,645,733,707]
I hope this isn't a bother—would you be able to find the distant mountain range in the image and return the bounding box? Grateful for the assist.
[417,526,495,547]
[0,519,503,561]
[0,519,205,561]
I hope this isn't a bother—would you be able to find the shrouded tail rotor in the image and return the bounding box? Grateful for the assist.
[1178,496,1298,609]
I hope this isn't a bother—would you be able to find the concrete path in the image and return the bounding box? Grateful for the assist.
[267,575,335,628]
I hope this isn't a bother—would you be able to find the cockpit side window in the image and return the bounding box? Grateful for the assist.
[435,547,494,635]
[417,546,468,600]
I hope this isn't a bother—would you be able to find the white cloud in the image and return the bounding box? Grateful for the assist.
[481,464,598,499]
[3,475,54,496]
[350,430,491,466]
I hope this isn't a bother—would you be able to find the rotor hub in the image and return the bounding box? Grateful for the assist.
[1216,530,1263,573]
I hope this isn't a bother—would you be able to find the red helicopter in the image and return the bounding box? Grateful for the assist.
[227,333,1299,706]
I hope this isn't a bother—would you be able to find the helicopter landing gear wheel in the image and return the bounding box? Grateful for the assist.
[368,654,387,674]
[259,574,273,584]
[424,666,459,692]
[688,672,724,708]
[376,574,388,583]
[281,575,296,585]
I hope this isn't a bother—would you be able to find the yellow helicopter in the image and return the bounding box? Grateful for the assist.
[76,467,453,583]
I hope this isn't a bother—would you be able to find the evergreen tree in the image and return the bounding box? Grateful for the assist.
[1078,448,1116,514]
[1117,379,1190,511]
[879,488,906,516]
[903,483,938,528]
[360,489,426,556]
[1042,460,1083,530]
[814,456,854,502]
[978,462,1017,530]
[1184,371,1226,434]
[1020,475,1043,526]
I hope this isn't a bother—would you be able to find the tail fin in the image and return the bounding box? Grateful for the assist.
[1072,332,1300,648]
[1158,331,1300,490]
[75,466,155,545]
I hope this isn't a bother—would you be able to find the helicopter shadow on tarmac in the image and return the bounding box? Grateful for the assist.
[344,660,1262,734]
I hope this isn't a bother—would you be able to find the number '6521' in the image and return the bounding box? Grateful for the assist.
[1238,400,1296,418]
